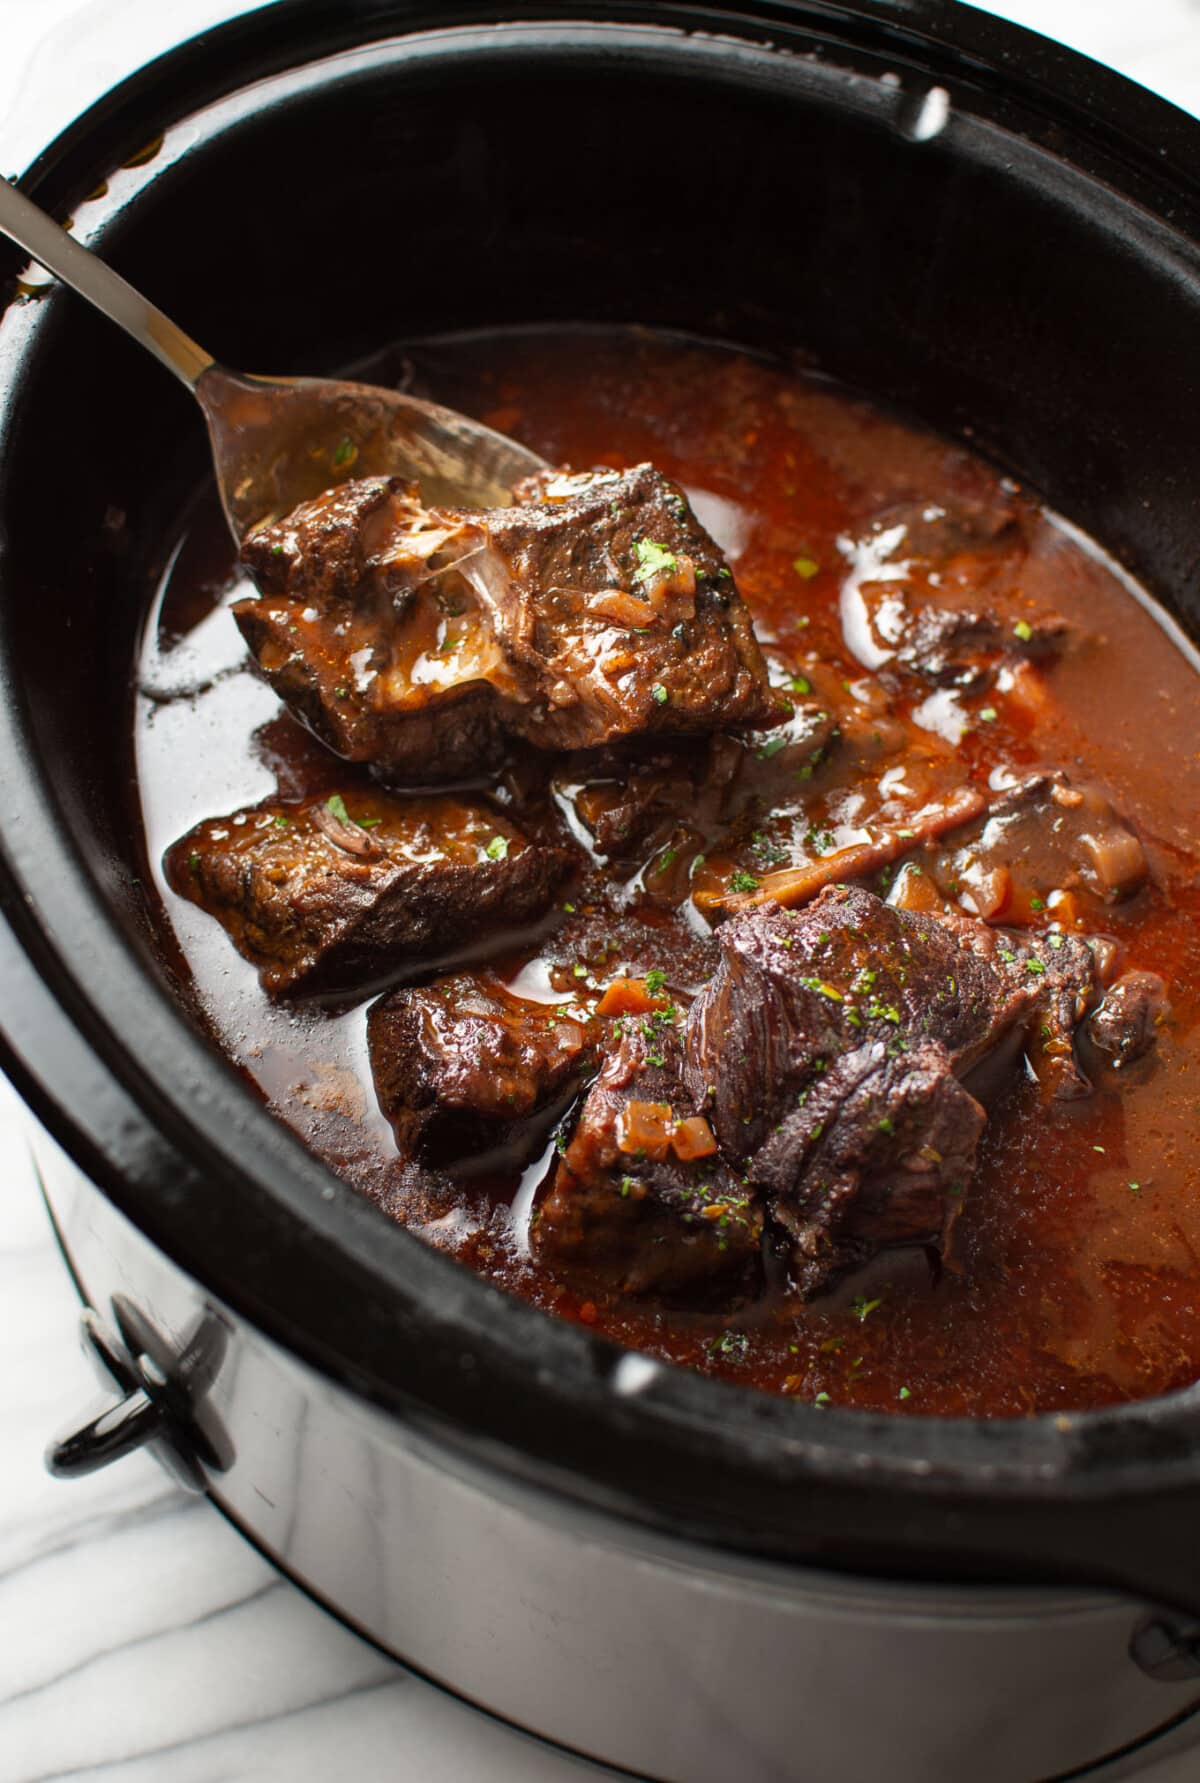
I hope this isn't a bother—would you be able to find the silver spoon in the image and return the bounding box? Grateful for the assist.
[0,177,546,538]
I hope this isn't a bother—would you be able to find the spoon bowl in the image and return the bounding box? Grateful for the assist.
[1,176,546,539]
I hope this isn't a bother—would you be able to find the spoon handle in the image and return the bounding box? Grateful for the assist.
[0,176,213,390]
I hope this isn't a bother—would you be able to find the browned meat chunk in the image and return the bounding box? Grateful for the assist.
[684,885,1109,1296]
[533,1021,763,1299]
[928,772,1147,920]
[560,702,839,864]
[893,605,1069,685]
[1086,970,1170,1069]
[165,790,570,997]
[841,496,1072,687]
[237,479,507,782]
[235,466,779,784]
[368,973,593,1157]
[468,464,779,747]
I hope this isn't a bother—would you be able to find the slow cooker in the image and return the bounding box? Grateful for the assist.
[3,5,1200,1778]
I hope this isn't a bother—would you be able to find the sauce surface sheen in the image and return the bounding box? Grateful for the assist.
[136,329,1200,1418]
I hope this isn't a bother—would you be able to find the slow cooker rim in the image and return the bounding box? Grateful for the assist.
[5,0,1200,1609]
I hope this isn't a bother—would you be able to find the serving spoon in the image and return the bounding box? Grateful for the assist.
[0,177,546,539]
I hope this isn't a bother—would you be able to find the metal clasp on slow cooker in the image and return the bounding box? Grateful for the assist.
[46,1294,233,1492]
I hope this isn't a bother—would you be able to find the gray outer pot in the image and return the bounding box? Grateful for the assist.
[35,1120,1200,1782]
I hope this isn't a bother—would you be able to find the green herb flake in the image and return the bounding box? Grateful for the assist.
[1013,618,1033,642]
[188,851,200,873]
[563,902,576,913]
[1128,1180,1142,1197]
[484,834,509,861]
[326,793,351,823]
[651,683,669,705]
[851,1296,882,1323]
[729,870,760,894]
[898,1386,911,1401]
[789,674,812,696]
[270,542,285,556]
[1025,958,1046,976]
[813,1391,831,1406]
[633,538,679,582]
[757,735,788,760]
[656,849,677,873]
[273,815,292,829]
[1030,896,1045,911]
[644,968,668,994]
[573,963,589,979]
[332,435,357,468]
[798,976,844,1003]
[978,706,998,724]
[792,555,820,580]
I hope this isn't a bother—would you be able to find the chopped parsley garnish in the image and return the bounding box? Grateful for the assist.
[1030,896,1045,911]
[484,834,509,861]
[978,706,998,724]
[644,968,668,994]
[270,542,285,556]
[813,1391,831,1406]
[898,1386,911,1401]
[1024,958,1046,975]
[573,962,589,978]
[729,870,760,894]
[757,735,788,760]
[651,683,669,705]
[656,848,677,872]
[1129,1180,1142,1196]
[1013,618,1033,642]
[326,793,350,823]
[789,674,812,696]
[563,902,576,913]
[792,556,820,580]
[708,1331,750,1361]
[188,851,200,872]
[798,977,843,1003]
[633,538,679,581]
[273,815,292,829]
[332,436,357,468]
[851,1296,882,1323]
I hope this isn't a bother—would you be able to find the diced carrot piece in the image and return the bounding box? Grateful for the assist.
[616,1100,675,1160]
[597,977,657,1017]
[671,1115,719,1161]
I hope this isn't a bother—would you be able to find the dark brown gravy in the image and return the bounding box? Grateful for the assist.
[136,328,1200,1418]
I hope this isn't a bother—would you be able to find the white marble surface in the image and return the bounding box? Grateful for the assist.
[3,3,1200,1780]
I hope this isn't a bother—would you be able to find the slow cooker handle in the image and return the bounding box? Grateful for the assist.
[46,1294,232,1494]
